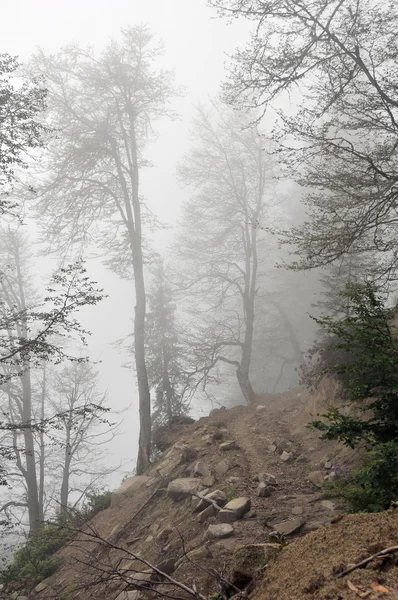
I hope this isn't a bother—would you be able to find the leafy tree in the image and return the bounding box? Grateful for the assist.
[29,26,176,474]
[176,104,275,405]
[0,54,47,217]
[211,0,398,282]
[310,283,398,510]
[145,261,190,428]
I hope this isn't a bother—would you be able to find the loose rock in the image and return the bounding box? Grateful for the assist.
[258,482,273,497]
[280,451,294,463]
[220,440,237,451]
[218,497,251,523]
[292,506,304,515]
[256,405,267,413]
[193,461,211,477]
[274,518,305,536]
[308,470,325,488]
[215,459,230,476]
[34,582,48,593]
[205,523,234,540]
[110,475,151,507]
[202,476,215,487]
[167,478,203,501]
[259,472,278,486]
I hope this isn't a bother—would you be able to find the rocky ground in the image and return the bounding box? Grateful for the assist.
[3,382,398,600]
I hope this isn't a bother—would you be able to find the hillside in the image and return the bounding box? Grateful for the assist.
[3,382,398,600]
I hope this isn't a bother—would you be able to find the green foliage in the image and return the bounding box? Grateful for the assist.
[1,524,70,587]
[60,582,78,600]
[310,283,398,511]
[80,489,112,520]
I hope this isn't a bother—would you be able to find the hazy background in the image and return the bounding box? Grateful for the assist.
[0,1,252,486]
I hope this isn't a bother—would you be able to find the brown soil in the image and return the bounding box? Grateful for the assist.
[11,379,395,600]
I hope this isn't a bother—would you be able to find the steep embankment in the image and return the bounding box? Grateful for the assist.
[6,382,398,600]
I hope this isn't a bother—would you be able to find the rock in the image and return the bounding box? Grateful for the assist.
[259,472,278,486]
[198,504,218,522]
[320,500,336,511]
[308,470,325,488]
[256,405,267,413]
[268,444,277,453]
[274,518,305,536]
[129,570,153,586]
[34,582,48,593]
[156,558,177,575]
[205,523,234,540]
[326,471,337,482]
[232,544,281,582]
[193,461,211,477]
[218,497,251,523]
[10,594,18,600]
[156,525,173,545]
[194,489,227,513]
[227,476,241,484]
[111,475,151,507]
[324,461,332,469]
[17,597,29,600]
[215,459,231,476]
[296,454,310,463]
[202,476,215,487]
[220,440,237,451]
[167,478,203,501]
[292,506,304,515]
[280,451,294,463]
[180,446,198,463]
[145,535,154,543]
[244,509,257,519]
[258,482,273,497]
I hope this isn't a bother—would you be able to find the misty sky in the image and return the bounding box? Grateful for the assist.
[0,1,252,485]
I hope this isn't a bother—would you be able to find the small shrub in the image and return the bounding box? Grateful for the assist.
[307,283,398,512]
[1,524,70,587]
[81,489,112,520]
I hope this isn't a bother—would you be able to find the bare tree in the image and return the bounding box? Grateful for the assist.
[176,104,275,405]
[211,0,398,282]
[28,26,176,473]
[48,361,116,521]
[0,227,104,534]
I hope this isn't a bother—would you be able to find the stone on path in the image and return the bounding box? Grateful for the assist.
[111,475,151,507]
[218,497,251,523]
[280,451,294,463]
[220,440,237,451]
[308,471,325,488]
[320,500,336,511]
[34,583,48,593]
[274,518,305,536]
[215,459,230,476]
[193,461,211,477]
[205,523,234,540]
[256,405,267,413]
[292,506,304,515]
[202,476,215,487]
[167,478,203,501]
[258,482,273,497]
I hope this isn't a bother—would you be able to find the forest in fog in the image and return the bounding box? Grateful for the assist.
[1,0,398,555]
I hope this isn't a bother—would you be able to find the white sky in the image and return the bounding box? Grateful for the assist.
[0,1,252,486]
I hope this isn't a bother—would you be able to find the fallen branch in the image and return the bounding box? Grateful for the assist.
[191,491,222,512]
[335,545,398,579]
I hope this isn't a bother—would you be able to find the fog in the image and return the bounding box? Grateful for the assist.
[0,0,323,545]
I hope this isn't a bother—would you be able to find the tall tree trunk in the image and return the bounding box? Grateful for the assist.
[134,259,151,474]
[22,370,41,535]
[38,365,46,524]
[109,132,151,475]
